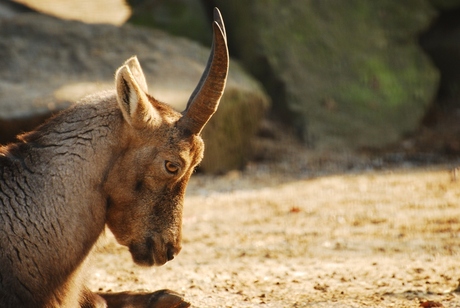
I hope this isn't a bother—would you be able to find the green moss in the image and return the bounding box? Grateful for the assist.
[353,56,410,109]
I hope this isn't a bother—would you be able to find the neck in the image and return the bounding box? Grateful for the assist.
[21,91,124,240]
[0,91,125,304]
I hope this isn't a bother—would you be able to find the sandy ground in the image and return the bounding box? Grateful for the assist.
[87,155,460,307]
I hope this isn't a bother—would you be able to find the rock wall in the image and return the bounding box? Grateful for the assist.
[126,0,211,46]
[214,1,439,150]
[421,1,460,109]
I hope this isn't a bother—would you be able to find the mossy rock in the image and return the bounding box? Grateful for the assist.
[429,0,460,9]
[126,0,211,46]
[201,78,269,173]
[217,1,440,150]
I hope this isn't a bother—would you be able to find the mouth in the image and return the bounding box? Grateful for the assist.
[128,237,179,267]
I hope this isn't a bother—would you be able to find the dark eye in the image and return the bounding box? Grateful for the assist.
[165,161,180,174]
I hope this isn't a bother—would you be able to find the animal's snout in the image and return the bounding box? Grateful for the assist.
[166,243,181,261]
[167,246,175,261]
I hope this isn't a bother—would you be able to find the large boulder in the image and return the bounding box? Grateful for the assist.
[421,1,460,109]
[216,1,439,150]
[429,0,460,9]
[0,13,269,173]
[126,0,211,46]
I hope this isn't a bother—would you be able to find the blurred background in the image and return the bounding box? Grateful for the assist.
[1,0,460,174]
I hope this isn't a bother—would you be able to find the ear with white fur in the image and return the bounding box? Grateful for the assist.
[124,56,148,93]
[115,64,158,128]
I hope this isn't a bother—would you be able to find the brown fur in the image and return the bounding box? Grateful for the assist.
[0,8,228,308]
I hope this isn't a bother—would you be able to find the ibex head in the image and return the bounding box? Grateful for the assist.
[103,8,228,266]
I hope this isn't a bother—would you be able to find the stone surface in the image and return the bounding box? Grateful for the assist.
[126,0,211,46]
[421,3,460,109]
[215,1,440,150]
[429,0,460,9]
[0,13,269,173]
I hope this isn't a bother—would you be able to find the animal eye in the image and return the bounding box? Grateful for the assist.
[165,161,180,174]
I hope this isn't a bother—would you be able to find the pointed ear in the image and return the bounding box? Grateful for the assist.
[124,56,148,93]
[115,64,158,128]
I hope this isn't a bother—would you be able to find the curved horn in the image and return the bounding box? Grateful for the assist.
[178,7,229,135]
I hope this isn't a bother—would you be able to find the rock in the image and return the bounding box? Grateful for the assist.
[429,0,460,10]
[421,3,460,109]
[216,1,439,150]
[0,13,269,173]
[201,63,269,173]
[0,0,35,19]
[126,0,211,46]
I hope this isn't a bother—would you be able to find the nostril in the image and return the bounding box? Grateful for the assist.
[166,245,176,261]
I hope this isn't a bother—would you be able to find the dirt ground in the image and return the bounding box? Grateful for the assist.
[87,118,460,308]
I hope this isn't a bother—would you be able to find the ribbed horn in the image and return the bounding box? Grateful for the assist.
[178,7,229,135]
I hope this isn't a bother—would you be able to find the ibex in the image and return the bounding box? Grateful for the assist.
[0,8,228,308]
